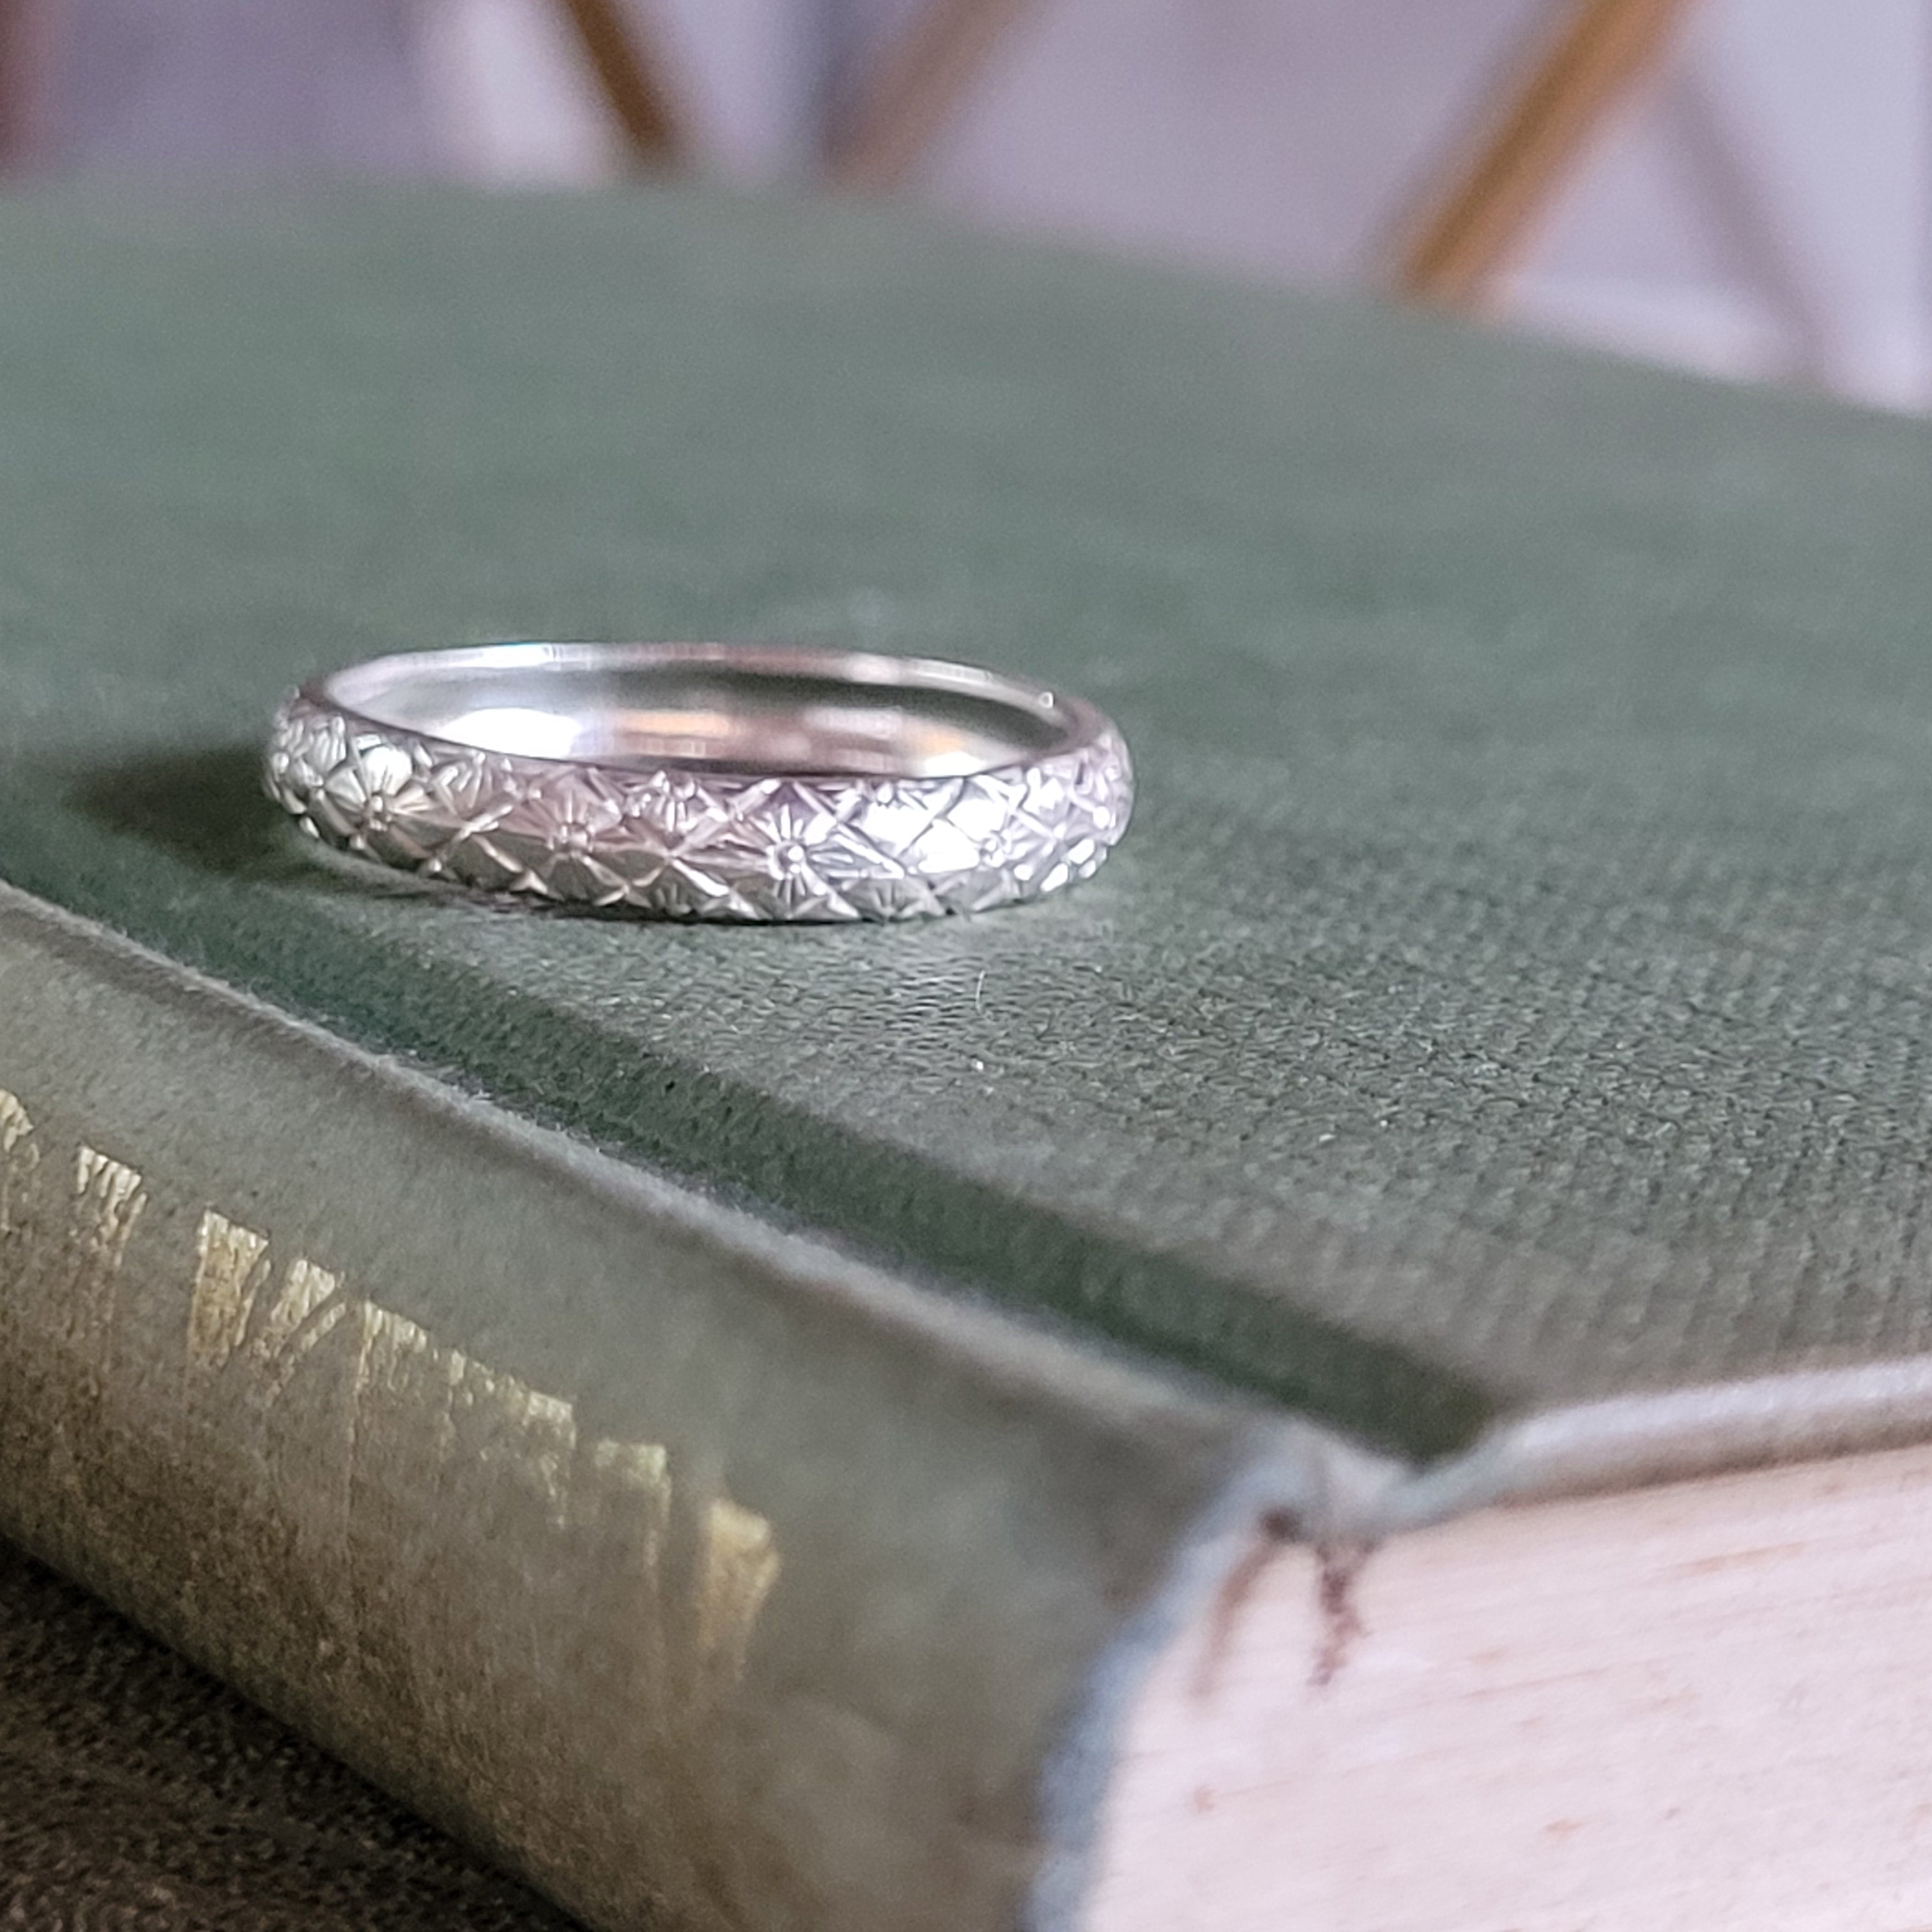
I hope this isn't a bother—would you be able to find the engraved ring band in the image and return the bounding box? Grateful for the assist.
[264,643,1133,921]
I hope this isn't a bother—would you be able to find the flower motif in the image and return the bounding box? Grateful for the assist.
[312,735,421,853]
[543,794,619,855]
[264,691,1133,920]
[502,778,624,901]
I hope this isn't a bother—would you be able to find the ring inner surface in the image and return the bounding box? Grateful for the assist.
[331,659,1068,778]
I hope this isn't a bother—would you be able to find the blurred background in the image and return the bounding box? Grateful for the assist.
[1,0,1926,411]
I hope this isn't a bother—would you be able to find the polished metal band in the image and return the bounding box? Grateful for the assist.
[263,643,1133,921]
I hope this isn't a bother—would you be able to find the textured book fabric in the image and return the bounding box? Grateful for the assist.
[7,188,1932,1460]
[0,1535,571,1929]
[7,182,1932,1928]
[0,883,1292,1932]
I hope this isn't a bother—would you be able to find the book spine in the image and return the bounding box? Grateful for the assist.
[0,885,1317,1932]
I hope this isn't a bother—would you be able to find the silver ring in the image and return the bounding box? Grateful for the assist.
[263,643,1133,921]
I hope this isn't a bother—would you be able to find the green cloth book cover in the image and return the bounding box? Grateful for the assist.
[6,185,1932,1931]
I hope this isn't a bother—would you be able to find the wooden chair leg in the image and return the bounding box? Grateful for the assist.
[829,0,1692,305]
[0,0,50,172]
[829,0,1034,191]
[555,0,686,170]
[1393,0,1696,310]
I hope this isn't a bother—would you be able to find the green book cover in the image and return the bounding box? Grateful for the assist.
[6,183,1932,1931]
[0,1535,576,1928]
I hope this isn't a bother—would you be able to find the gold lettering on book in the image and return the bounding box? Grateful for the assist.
[352,1298,440,1399]
[65,1146,146,1363]
[0,1089,38,1236]
[583,1436,673,1544]
[695,1496,783,1706]
[251,1256,351,1402]
[188,1210,270,1370]
[581,1436,675,1703]
[0,1082,785,1927]
[448,1354,579,1528]
[0,1077,784,1848]
[191,1212,355,1404]
[184,1208,781,1721]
